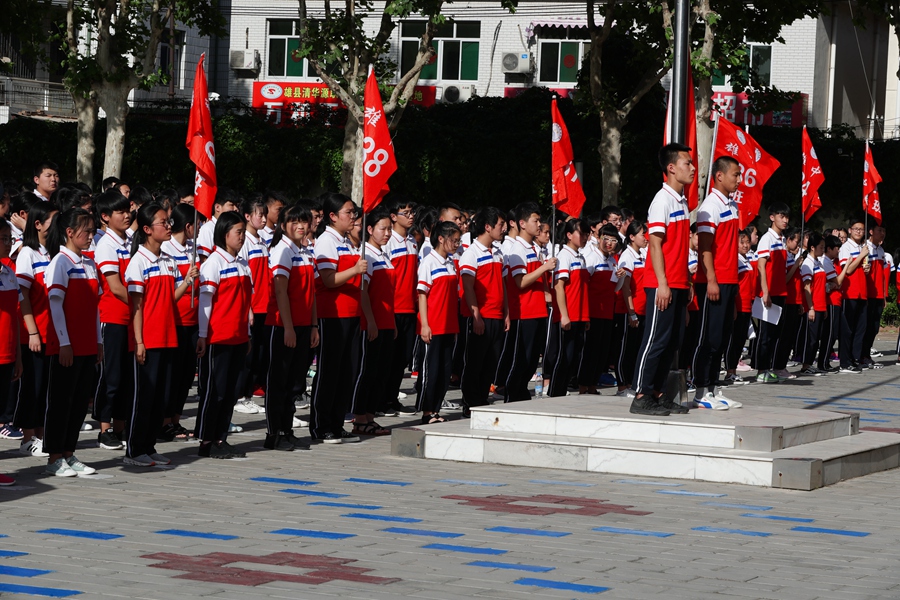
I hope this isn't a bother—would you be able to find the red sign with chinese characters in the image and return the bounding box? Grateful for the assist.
[711,91,807,128]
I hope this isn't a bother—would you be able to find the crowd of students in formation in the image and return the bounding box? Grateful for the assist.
[0,150,895,482]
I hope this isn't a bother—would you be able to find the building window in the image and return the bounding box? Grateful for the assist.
[749,44,772,87]
[159,30,185,88]
[399,21,480,81]
[267,19,313,78]
[538,41,589,84]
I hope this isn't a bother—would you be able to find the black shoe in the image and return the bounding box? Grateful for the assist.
[386,401,416,415]
[340,430,360,443]
[315,432,342,444]
[461,406,471,419]
[222,441,246,458]
[284,430,310,450]
[199,441,232,459]
[263,434,294,451]
[98,429,124,450]
[629,395,670,416]
[157,423,177,442]
[658,395,690,414]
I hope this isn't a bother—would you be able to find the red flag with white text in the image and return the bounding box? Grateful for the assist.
[863,141,882,225]
[362,68,397,213]
[801,126,824,221]
[550,98,586,217]
[186,54,216,219]
[664,64,699,210]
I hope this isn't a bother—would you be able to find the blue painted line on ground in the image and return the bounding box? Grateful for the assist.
[879,396,900,399]
[344,477,412,486]
[307,501,383,510]
[860,418,891,423]
[692,526,771,537]
[467,560,555,573]
[514,578,610,594]
[656,490,726,497]
[438,479,507,487]
[0,583,81,597]
[613,479,683,487]
[0,550,27,558]
[0,534,7,538]
[37,529,122,540]
[155,529,238,540]
[0,565,53,578]
[593,526,674,538]
[486,526,571,537]
[341,513,422,523]
[831,397,875,402]
[422,543,507,555]
[250,476,319,486]
[776,395,819,400]
[382,527,464,538]
[529,479,595,487]
[279,489,349,498]
[790,526,870,537]
[701,502,773,511]
[270,528,356,539]
[740,513,814,523]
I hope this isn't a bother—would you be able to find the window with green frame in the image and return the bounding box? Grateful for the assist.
[400,21,480,81]
[538,41,588,84]
[267,19,312,78]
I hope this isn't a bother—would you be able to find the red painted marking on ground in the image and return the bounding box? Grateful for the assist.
[141,551,400,586]
[861,427,900,433]
[442,494,651,516]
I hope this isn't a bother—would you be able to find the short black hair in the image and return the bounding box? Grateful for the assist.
[711,155,741,178]
[34,161,59,178]
[95,190,131,220]
[213,211,246,248]
[825,234,841,251]
[472,206,503,237]
[767,202,790,218]
[659,143,691,173]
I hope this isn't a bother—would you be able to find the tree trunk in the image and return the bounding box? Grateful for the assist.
[97,84,133,179]
[598,111,627,205]
[340,115,359,198]
[73,94,98,187]
[694,74,715,200]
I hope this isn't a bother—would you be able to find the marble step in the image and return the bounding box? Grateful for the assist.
[469,397,857,452]
[391,421,900,490]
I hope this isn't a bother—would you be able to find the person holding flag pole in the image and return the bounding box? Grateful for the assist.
[550,96,586,254]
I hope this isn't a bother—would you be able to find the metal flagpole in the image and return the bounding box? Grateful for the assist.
[190,207,199,308]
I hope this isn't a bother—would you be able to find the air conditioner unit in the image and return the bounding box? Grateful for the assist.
[502,52,532,74]
[230,49,259,72]
[438,84,475,104]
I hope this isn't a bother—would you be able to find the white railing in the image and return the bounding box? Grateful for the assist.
[0,77,75,116]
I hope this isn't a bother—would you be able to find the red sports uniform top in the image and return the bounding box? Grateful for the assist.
[695,189,739,285]
[736,253,755,313]
[199,248,253,345]
[645,184,690,290]
[801,255,828,312]
[314,226,361,319]
[160,238,198,327]
[266,237,316,328]
[16,245,52,343]
[459,238,506,320]
[583,243,616,320]
[361,242,396,331]
[553,245,589,323]
[839,240,867,300]
[240,231,271,315]
[0,263,22,363]
[45,247,100,357]
[95,229,131,324]
[824,258,843,306]
[506,237,548,320]
[417,251,459,336]
[785,251,803,305]
[756,228,787,297]
[618,246,647,316]
[124,246,181,349]
[386,229,418,314]
[196,217,216,259]
[865,241,886,299]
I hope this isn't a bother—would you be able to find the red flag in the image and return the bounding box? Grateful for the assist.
[362,68,397,213]
[801,126,824,221]
[863,141,882,225]
[550,98,586,217]
[712,115,780,229]
[664,64,699,210]
[186,54,217,220]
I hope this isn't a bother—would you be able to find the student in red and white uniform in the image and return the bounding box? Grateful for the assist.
[0,220,22,485]
[43,208,102,477]
[351,206,395,435]
[492,210,520,398]
[416,221,461,424]
[614,221,648,397]
[459,207,507,411]
[798,232,829,375]
[724,229,756,384]
[631,144,694,416]
[579,223,618,395]
[754,203,790,383]
[504,203,556,402]
[862,224,886,367]
[93,190,134,451]
[13,202,57,456]
[545,219,590,398]
[159,204,205,440]
[819,235,845,372]
[838,218,869,372]
[234,196,271,414]
[196,212,253,459]
[264,204,318,451]
[311,193,365,444]
[124,203,198,467]
[195,189,239,261]
[777,229,803,379]
[382,200,418,415]
[260,191,287,247]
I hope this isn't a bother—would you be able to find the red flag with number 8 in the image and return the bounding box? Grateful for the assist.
[362,68,397,213]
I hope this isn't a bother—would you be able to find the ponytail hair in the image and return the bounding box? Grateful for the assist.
[270,202,312,248]
[430,220,460,248]
[625,220,647,246]
[806,231,824,252]
[171,203,202,234]
[556,218,589,244]
[22,202,59,251]
[47,208,94,258]
[316,192,354,236]
[131,201,166,255]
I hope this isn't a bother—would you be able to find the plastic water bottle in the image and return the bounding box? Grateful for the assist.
[535,384,543,397]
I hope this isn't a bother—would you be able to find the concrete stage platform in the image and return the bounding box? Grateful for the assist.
[391,396,900,490]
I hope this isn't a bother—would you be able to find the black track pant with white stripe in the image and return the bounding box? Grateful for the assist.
[840,299,867,367]
[578,317,613,388]
[167,325,198,419]
[266,325,310,435]
[633,288,688,396]
[755,296,785,372]
[44,355,95,455]
[724,312,751,371]
[818,305,841,370]
[383,313,416,409]
[505,317,547,402]
[546,321,586,398]
[197,343,245,443]
[128,348,174,459]
[13,346,49,430]
[352,328,394,416]
[615,314,644,389]
[493,321,517,390]
[416,333,455,414]
[461,317,505,408]
[310,317,360,439]
[93,323,133,425]
[863,299,884,359]
[797,310,825,366]
[691,283,737,389]
[774,303,802,370]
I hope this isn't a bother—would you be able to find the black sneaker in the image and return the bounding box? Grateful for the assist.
[157,423,177,442]
[198,441,232,459]
[658,395,690,414]
[115,429,128,449]
[629,396,670,416]
[98,429,124,450]
[222,441,246,458]
[263,434,294,451]
[315,432,342,444]
[284,430,310,450]
[340,430,361,443]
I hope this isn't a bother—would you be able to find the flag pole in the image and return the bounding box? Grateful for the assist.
[190,208,199,308]
[707,111,720,198]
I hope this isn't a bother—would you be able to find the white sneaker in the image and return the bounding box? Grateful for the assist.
[614,389,636,398]
[292,416,309,428]
[397,391,408,400]
[45,458,77,477]
[441,399,461,410]
[150,453,171,465]
[228,422,243,433]
[123,454,156,467]
[714,389,743,408]
[245,399,265,414]
[20,437,49,457]
[774,369,797,380]
[80,422,93,431]
[65,455,96,476]
[692,392,729,410]
[234,399,259,414]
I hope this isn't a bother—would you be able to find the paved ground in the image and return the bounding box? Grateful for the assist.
[2,338,900,599]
